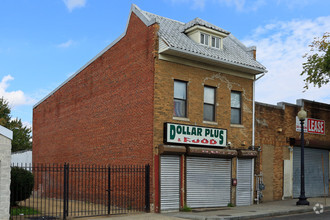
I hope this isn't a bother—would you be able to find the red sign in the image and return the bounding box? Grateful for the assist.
[307,118,325,134]
[296,117,325,135]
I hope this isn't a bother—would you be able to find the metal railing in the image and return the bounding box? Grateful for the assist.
[10,163,150,219]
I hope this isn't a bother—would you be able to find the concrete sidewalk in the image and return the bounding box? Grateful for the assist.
[78,197,330,220]
[165,197,329,219]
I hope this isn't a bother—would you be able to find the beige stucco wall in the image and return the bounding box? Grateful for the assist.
[0,126,12,220]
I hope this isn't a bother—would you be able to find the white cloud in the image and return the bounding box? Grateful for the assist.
[57,39,74,48]
[216,0,266,12]
[192,0,206,9]
[243,16,330,105]
[169,0,206,10]
[169,0,265,11]
[0,75,35,108]
[22,121,32,129]
[63,0,86,12]
[276,0,311,9]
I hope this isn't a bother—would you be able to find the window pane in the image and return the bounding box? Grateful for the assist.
[204,104,214,121]
[174,81,186,99]
[231,92,241,108]
[204,87,215,104]
[174,99,186,117]
[205,34,209,45]
[231,108,241,124]
[216,38,220,48]
[211,37,220,48]
[201,33,205,44]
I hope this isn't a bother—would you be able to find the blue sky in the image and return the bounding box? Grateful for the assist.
[1,0,330,128]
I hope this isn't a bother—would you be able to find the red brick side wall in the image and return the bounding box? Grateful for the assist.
[33,12,157,167]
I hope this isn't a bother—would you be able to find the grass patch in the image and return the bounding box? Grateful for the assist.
[11,206,40,216]
[181,205,192,212]
[227,203,235,207]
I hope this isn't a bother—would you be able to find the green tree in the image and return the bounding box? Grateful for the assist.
[0,97,32,152]
[301,32,330,89]
[0,98,11,126]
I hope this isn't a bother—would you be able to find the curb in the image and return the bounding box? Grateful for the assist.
[168,206,329,220]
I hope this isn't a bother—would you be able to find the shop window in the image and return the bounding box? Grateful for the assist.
[204,86,215,121]
[174,80,187,118]
[231,91,241,124]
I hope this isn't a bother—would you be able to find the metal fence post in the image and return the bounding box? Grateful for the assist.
[145,164,150,213]
[63,163,67,220]
[107,166,111,215]
[63,163,69,220]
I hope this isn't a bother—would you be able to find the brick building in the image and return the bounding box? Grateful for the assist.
[255,99,330,202]
[33,4,267,212]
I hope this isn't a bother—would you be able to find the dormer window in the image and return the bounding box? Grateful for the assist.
[200,33,209,46]
[199,32,221,49]
[185,24,229,50]
[211,36,220,49]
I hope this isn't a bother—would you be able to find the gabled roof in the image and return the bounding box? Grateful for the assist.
[136,5,266,74]
[34,4,266,108]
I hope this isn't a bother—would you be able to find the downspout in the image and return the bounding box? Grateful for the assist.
[252,73,265,149]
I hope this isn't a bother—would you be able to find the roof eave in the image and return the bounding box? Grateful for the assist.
[160,47,267,75]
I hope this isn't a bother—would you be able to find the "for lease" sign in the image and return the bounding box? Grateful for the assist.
[296,117,325,135]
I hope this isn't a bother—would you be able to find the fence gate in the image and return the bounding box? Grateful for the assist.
[10,163,150,220]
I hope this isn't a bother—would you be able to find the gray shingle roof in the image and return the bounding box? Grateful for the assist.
[183,17,230,35]
[140,9,266,72]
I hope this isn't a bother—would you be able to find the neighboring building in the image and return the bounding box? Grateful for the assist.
[33,4,267,212]
[0,125,13,220]
[255,99,330,202]
[11,150,32,165]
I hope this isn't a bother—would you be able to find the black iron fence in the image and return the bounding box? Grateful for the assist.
[10,163,150,220]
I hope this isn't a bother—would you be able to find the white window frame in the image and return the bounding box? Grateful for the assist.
[203,86,216,122]
[211,36,220,49]
[200,33,209,46]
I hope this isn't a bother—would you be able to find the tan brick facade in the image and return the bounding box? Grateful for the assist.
[153,58,256,210]
[154,59,254,150]
[255,100,330,201]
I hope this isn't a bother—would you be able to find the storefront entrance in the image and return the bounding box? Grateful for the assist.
[186,157,231,208]
[160,155,180,211]
[293,147,329,198]
[236,158,253,206]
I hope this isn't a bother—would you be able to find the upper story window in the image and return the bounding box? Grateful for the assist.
[211,36,220,49]
[174,80,187,118]
[200,32,222,49]
[203,86,216,121]
[231,91,241,124]
[200,33,209,46]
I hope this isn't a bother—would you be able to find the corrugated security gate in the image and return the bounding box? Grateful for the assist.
[186,157,231,208]
[160,155,180,211]
[293,147,329,198]
[236,158,253,206]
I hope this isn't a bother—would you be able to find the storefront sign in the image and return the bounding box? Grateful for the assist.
[296,117,325,135]
[165,123,227,147]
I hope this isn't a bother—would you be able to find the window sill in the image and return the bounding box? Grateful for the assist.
[173,117,190,122]
[230,124,244,128]
[203,121,218,125]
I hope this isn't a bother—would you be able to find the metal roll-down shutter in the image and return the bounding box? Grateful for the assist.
[236,158,253,206]
[186,157,231,208]
[160,155,180,211]
[293,147,329,198]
